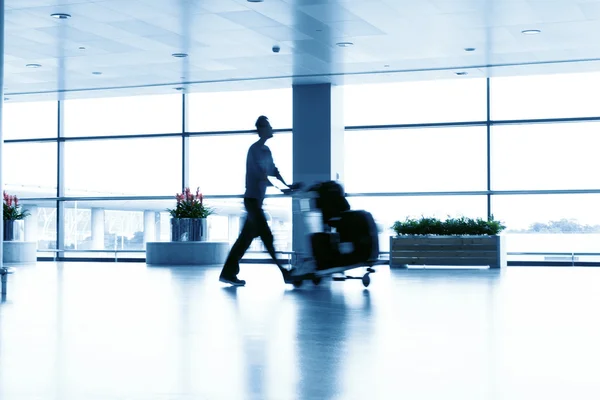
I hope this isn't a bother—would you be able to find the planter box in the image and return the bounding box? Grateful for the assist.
[390,235,506,269]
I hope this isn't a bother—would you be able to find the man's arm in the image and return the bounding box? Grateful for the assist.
[266,147,289,186]
[272,166,288,187]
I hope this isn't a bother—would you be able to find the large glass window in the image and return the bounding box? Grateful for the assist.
[63,94,182,137]
[18,199,57,254]
[9,70,600,264]
[63,137,182,196]
[189,132,292,196]
[491,71,600,120]
[344,78,487,126]
[3,142,58,198]
[187,88,293,132]
[492,194,600,260]
[348,195,488,252]
[59,197,292,257]
[344,127,487,193]
[491,122,600,191]
[202,196,292,255]
[2,100,58,139]
[61,199,172,258]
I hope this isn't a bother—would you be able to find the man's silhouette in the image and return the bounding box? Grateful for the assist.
[219,115,292,286]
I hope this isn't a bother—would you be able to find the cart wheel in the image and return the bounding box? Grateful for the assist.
[293,280,303,288]
[362,274,371,287]
[312,277,322,286]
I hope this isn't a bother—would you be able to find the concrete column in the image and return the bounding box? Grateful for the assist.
[24,205,38,242]
[56,102,65,257]
[143,210,156,246]
[292,83,344,255]
[0,0,5,266]
[91,208,104,250]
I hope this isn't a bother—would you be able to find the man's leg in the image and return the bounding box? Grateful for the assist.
[220,207,257,284]
[245,198,291,282]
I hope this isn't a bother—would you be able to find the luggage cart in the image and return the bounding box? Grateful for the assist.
[282,182,379,288]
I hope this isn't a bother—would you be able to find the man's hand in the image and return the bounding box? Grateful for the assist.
[281,182,303,195]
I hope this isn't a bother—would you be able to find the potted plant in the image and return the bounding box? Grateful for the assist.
[167,187,214,242]
[3,191,30,242]
[390,215,507,268]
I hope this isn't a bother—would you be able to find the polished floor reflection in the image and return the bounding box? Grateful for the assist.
[1,262,599,400]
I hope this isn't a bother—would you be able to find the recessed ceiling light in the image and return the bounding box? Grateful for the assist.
[171,53,188,58]
[26,63,42,68]
[78,46,86,50]
[4,98,9,101]
[92,71,102,75]
[51,13,71,19]
[456,71,468,76]
[521,29,541,35]
[384,64,390,68]
[336,42,353,47]
[464,47,476,52]
[247,0,264,2]
[174,87,185,91]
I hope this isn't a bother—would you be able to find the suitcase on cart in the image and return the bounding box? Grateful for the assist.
[311,210,379,270]
[284,180,380,287]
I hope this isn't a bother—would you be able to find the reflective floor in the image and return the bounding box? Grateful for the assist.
[1,262,599,400]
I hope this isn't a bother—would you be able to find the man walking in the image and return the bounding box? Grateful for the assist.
[219,115,293,286]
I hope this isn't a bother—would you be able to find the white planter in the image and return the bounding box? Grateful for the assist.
[146,241,229,265]
[390,235,506,268]
[3,241,37,263]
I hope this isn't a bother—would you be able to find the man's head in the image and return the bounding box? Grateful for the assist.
[255,115,273,140]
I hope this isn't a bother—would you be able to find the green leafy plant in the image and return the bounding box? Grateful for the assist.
[3,191,30,221]
[167,187,214,219]
[392,215,506,236]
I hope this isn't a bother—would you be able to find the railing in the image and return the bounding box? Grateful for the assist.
[38,249,145,262]
[33,249,600,266]
[506,252,600,266]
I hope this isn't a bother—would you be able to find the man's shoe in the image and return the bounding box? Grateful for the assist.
[279,266,295,284]
[219,275,246,286]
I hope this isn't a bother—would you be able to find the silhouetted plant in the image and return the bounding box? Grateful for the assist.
[3,191,30,221]
[167,187,214,219]
[392,215,506,236]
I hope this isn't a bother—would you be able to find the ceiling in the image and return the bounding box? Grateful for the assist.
[5,0,600,101]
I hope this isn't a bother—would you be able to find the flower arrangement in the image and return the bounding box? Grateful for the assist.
[3,191,30,221]
[167,187,214,219]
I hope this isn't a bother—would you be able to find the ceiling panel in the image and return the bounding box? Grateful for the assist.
[3,0,600,101]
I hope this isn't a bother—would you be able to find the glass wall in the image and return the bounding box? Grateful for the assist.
[5,72,600,263]
[344,72,600,262]
[3,89,294,260]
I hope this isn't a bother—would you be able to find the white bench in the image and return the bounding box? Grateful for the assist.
[146,241,230,266]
